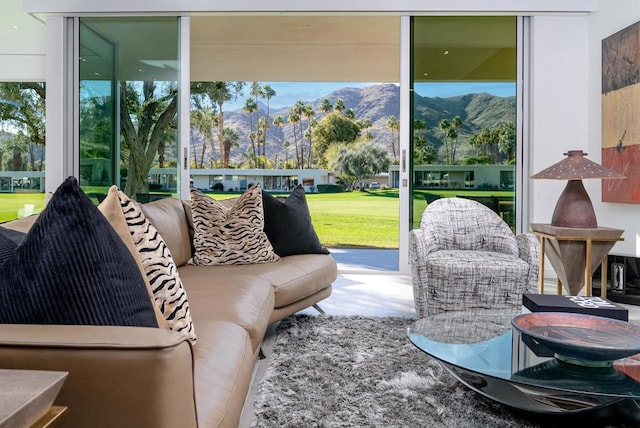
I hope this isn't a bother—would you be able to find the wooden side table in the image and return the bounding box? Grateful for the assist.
[31,406,68,428]
[531,223,624,297]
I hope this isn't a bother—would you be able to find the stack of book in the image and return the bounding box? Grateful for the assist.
[522,293,628,321]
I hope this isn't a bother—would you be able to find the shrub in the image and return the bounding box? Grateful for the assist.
[317,184,344,193]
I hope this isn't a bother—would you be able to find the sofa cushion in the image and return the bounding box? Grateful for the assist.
[192,320,255,428]
[139,197,193,267]
[262,185,330,257]
[184,253,336,311]
[0,176,158,327]
[189,185,279,266]
[177,266,274,352]
[0,214,38,234]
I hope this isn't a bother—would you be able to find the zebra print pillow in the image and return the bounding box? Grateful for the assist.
[189,184,280,266]
[117,190,197,344]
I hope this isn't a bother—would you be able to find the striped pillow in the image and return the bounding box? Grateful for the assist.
[189,184,279,266]
[116,190,197,344]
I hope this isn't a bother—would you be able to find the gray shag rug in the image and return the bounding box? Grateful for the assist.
[252,315,636,428]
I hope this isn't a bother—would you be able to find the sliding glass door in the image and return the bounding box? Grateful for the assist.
[78,17,181,200]
[409,16,519,229]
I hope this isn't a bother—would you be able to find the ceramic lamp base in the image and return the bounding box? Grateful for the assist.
[551,179,597,228]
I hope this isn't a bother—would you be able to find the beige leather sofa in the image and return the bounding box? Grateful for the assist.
[0,197,337,428]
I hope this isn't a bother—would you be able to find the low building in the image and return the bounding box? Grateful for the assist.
[389,164,514,190]
[188,168,333,193]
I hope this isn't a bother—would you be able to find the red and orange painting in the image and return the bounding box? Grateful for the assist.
[602,20,640,203]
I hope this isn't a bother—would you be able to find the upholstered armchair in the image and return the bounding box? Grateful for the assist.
[410,197,540,318]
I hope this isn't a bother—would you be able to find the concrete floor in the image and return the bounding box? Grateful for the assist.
[238,249,640,427]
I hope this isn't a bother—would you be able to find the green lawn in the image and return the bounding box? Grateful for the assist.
[209,188,513,248]
[306,191,400,248]
[0,188,514,249]
[0,193,46,222]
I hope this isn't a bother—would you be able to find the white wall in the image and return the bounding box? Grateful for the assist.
[528,16,591,225]
[588,1,640,257]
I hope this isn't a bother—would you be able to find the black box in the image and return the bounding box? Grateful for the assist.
[522,293,628,322]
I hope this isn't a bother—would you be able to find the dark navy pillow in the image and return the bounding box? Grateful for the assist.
[0,177,158,327]
[0,227,25,267]
[262,185,330,257]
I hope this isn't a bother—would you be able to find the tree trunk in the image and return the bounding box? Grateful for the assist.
[125,147,149,198]
[120,83,177,198]
[217,103,225,168]
[199,141,206,169]
[29,144,35,171]
[12,150,22,171]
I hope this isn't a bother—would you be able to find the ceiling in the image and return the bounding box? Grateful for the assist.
[0,0,46,81]
[2,1,515,84]
[190,15,400,82]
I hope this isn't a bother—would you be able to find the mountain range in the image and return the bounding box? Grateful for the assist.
[191,83,516,166]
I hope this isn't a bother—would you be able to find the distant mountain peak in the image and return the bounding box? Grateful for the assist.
[194,83,514,164]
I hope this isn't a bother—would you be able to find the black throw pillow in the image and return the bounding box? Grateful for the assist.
[262,185,330,257]
[0,177,158,327]
[0,227,25,267]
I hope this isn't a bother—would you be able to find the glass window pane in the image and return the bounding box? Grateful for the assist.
[411,16,517,230]
[0,82,46,222]
[79,17,179,202]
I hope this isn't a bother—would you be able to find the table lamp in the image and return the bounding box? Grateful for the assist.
[530,150,625,228]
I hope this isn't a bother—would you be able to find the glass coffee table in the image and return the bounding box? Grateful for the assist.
[407,309,640,421]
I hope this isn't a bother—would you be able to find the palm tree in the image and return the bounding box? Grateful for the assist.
[302,104,316,168]
[360,118,373,141]
[272,114,285,167]
[497,122,516,163]
[282,140,291,168]
[190,106,217,168]
[450,115,463,164]
[257,116,268,168]
[386,115,400,158]
[287,109,301,168]
[412,119,427,164]
[291,101,306,167]
[191,81,245,168]
[272,114,284,129]
[250,82,265,158]
[345,108,356,120]
[334,98,346,113]
[222,127,240,168]
[438,118,451,164]
[319,98,333,114]
[244,97,258,165]
[263,85,276,157]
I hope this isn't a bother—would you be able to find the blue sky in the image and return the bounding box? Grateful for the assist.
[225,81,516,111]
[414,82,515,98]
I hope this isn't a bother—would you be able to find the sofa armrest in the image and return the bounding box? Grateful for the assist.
[0,325,197,428]
[516,232,541,292]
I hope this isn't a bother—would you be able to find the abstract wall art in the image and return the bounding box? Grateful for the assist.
[602,20,640,204]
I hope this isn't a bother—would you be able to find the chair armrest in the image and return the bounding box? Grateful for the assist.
[410,229,439,317]
[0,325,197,428]
[516,232,541,291]
[516,232,540,266]
[410,228,438,262]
